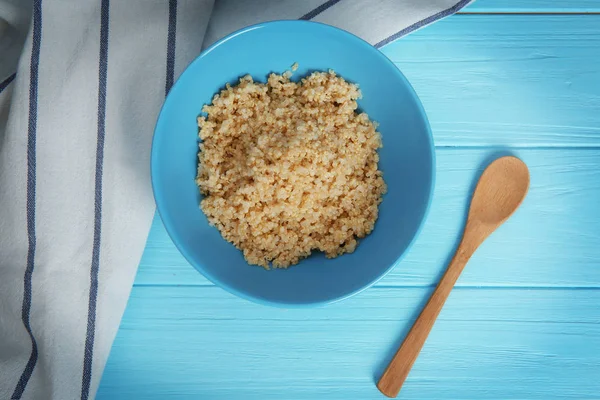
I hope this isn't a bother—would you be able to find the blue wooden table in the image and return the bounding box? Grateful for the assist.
[98,1,600,398]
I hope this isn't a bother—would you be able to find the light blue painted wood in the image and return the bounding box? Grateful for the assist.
[382,15,600,146]
[134,149,600,288]
[99,11,600,400]
[98,287,600,399]
[463,0,600,13]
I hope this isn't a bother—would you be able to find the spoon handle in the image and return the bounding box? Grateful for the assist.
[376,236,478,398]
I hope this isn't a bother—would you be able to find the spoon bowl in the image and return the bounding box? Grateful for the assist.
[469,156,530,226]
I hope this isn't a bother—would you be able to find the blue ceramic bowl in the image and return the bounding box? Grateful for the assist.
[151,21,434,307]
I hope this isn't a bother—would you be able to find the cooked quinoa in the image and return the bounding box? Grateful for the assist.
[196,69,386,268]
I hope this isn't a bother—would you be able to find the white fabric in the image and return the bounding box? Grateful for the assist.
[0,0,473,399]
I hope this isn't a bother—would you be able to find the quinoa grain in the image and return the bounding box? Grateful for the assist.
[196,70,386,268]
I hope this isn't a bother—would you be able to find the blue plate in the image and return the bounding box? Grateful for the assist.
[151,21,435,307]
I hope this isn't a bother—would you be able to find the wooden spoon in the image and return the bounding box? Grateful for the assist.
[377,156,530,398]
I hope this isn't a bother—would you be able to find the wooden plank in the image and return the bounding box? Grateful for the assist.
[135,149,600,288]
[98,286,600,399]
[381,15,600,146]
[462,0,600,13]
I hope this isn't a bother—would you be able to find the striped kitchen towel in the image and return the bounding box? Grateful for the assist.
[0,0,473,399]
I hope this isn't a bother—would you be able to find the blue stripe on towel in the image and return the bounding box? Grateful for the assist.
[0,73,16,94]
[300,0,342,20]
[81,0,110,398]
[374,0,472,48]
[11,0,43,396]
[165,0,178,94]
